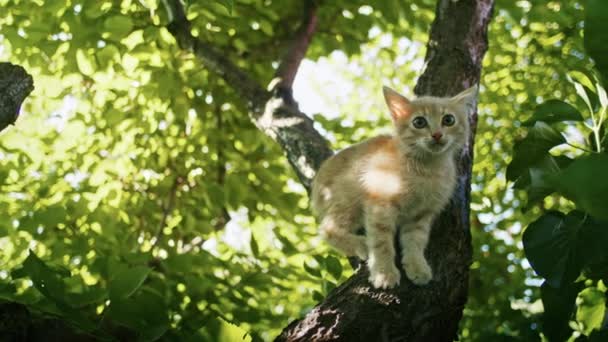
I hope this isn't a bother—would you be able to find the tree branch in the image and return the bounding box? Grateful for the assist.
[0,63,34,133]
[162,0,332,191]
[273,0,319,89]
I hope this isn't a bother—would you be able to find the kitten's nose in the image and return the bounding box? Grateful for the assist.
[431,132,443,141]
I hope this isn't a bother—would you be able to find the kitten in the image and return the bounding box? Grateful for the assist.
[311,85,477,289]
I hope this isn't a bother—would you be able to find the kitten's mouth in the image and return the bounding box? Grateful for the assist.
[427,140,448,152]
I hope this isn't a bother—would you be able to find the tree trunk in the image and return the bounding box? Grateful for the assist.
[275,1,494,341]
[0,62,33,133]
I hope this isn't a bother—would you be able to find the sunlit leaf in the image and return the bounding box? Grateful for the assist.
[199,316,252,342]
[597,82,608,109]
[576,287,606,335]
[76,49,96,76]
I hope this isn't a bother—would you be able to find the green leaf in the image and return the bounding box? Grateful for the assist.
[103,15,134,38]
[275,232,298,255]
[540,281,583,342]
[216,317,252,342]
[523,211,584,287]
[0,282,17,301]
[597,82,608,108]
[66,286,107,308]
[325,255,343,280]
[576,287,606,335]
[520,155,572,208]
[507,121,566,183]
[76,49,96,76]
[303,261,321,278]
[573,80,595,114]
[21,252,69,302]
[250,233,260,258]
[198,316,252,342]
[109,265,151,301]
[164,253,203,274]
[376,0,401,24]
[550,154,608,220]
[0,224,8,237]
[84,0,111,18]
[217,0,233,14]
[585,0,608,83]
[523,99,584,126]
[107,286,169,339]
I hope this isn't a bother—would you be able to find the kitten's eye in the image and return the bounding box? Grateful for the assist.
[412,117,427,129]
[442,114,456,126]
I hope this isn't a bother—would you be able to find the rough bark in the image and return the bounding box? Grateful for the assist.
[162,0,494,341]
[0,62,33,133]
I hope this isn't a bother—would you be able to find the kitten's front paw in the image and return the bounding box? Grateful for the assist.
[403,258,433,285]
[368,265,400,289]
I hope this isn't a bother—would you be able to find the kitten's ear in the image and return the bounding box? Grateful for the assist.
[451,84,478,107]
[383,86,413,121]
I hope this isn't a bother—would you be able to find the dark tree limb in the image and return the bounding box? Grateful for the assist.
[273,0,319,89]
[161,0,332,190]
[0,62,34,133]
[276,0,495,341]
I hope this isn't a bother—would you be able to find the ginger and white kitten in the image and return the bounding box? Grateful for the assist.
[311,85,477,289]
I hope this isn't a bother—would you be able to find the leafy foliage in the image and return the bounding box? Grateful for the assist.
[506,2,608,339]
[1,0,607,341]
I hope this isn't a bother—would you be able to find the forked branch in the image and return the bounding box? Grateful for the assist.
[162,0,332,190]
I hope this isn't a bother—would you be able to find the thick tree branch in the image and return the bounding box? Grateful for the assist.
[276,0,495,341]
[0,62,33,133]
[162,0,332,191]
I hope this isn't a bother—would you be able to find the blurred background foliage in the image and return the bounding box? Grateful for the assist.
[0,0,606,341]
